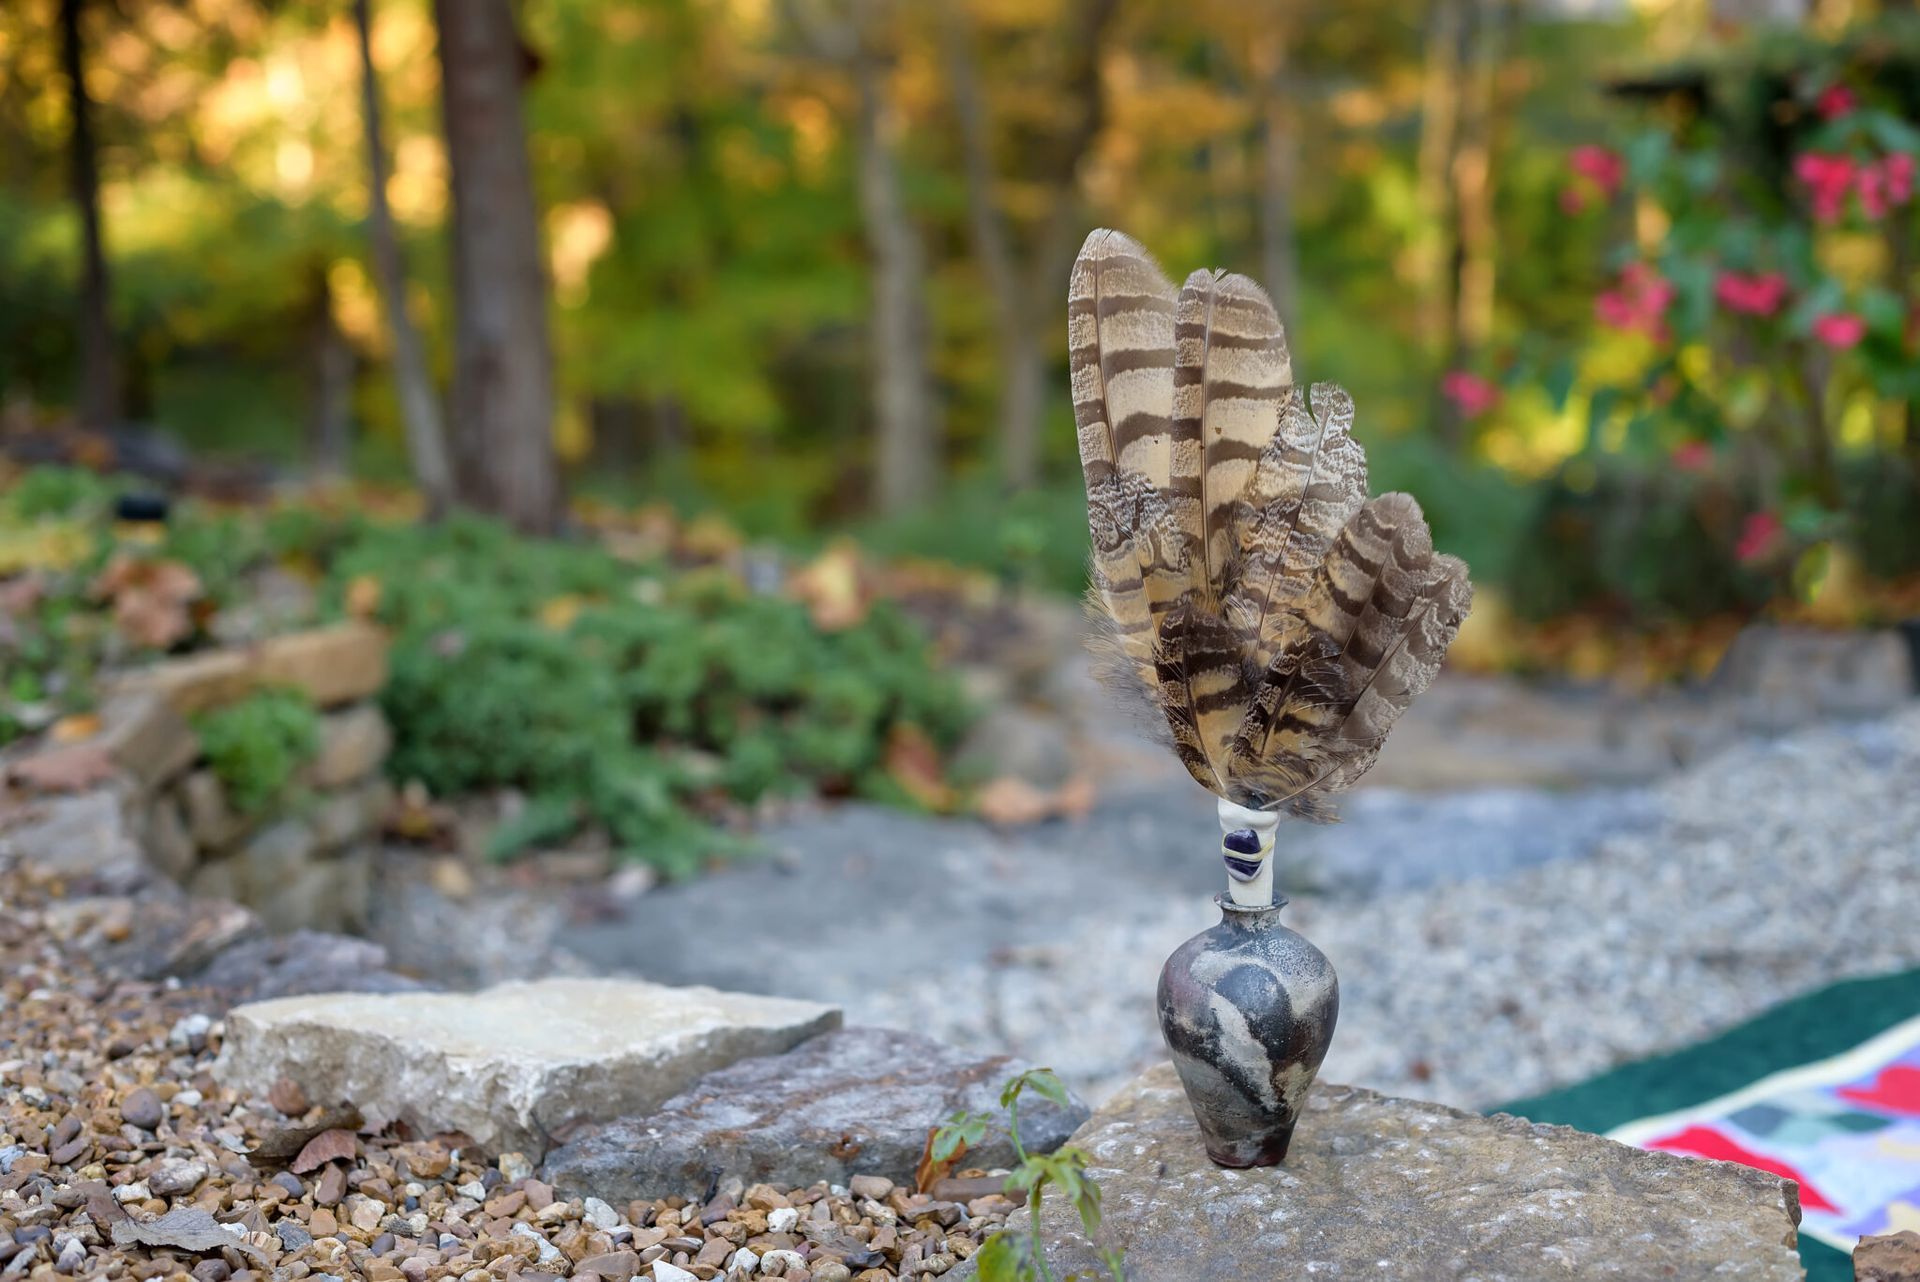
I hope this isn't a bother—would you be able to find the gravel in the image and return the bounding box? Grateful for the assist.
[0,863,1020,1281]
[856,707,1920,1106]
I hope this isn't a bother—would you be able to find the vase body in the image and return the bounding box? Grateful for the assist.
[1156,896,1339,1167]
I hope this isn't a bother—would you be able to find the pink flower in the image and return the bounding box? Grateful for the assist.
[1440,370,1501,418]
[1714,271,1789,317]
[1796,152,1858,223]
[1671,441,1713,472]
[1596,263,1675,339]
[1812,312,1866,349]
[1735,511,1784,564]
[1817,84,1857,120]
[1886,153,1916,204]
[1569,145,1626,196]
[1857,164,1889,219]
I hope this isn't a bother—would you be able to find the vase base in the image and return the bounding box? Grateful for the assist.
[1203,1124,1296,1169]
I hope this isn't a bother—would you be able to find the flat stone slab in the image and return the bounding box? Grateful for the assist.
[545,1026,1089,1199]
[214,978,839,1155]
[955,1063,1805,1282]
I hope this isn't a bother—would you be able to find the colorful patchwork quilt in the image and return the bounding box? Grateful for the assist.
[1609,1011,1920,1252]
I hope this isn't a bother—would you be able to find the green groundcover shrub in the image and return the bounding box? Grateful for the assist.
[192,687,321,813]
[319,515,971,876]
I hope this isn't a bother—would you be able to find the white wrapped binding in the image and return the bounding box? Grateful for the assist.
[1218,798,1279,907]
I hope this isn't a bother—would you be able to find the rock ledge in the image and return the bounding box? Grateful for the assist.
[214,977,840,1154]
[957,1062,1805,1282]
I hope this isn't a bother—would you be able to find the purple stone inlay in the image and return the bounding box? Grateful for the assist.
[1223,854,1263,882]
[1223,828,1261,855]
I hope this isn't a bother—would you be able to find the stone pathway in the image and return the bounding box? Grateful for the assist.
[528,665,1919,1108]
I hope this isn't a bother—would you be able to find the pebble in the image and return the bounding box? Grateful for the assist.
[0,846,1021,1282]
[848,1176,894,1202]
[119,1090,164,1128]
[148,1155,208,1195]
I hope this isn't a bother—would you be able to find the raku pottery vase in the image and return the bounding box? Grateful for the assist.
[1156,803,1340,1167]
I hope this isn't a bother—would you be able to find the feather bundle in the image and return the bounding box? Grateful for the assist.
[1070,229,1473,818]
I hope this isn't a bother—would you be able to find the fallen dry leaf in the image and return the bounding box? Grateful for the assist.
[290,1126,357,1173]
[787,542,870,632]
[92,554,203,649]
[111,1207,266,1262]
[884,723,953,811]
[9,742,117,793]
[914,1126,965,1194]
[47,713,102,743]
[974,773,1098,827]
[344,574,382,620]
[247,1105,364,1169]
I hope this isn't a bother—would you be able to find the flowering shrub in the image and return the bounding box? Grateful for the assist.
[1534,23,1920,618]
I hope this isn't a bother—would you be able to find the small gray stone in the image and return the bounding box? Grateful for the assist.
[949,1063,1805,1282]
[307,705,393,789]
[238,820,317,897]
[143,795,198,883]
[119,1088,164,1131]
[148,1156,209,1196]
[544,1027,1087,1200]
[0,787,146,882]
[181,771,247,851]
[310,780,392,851]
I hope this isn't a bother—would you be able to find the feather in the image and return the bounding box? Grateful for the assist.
[1070,229,1474,818]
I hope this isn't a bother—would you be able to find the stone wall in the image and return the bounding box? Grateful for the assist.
[2,622,393,934]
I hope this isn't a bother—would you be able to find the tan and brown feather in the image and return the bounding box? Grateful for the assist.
[1070,229,1473,818]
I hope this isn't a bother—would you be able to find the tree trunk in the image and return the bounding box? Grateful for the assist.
[306,266,353,480]
[849,14,936,515]
[432,0,560,534]
[357,0,455,515]
[1450,0,1505,362]
[1414,0,1465,368]
[58,0,118,432]
[943,5,1039,492]
[1251,27,1301,335]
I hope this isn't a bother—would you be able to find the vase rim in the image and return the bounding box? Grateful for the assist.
[1214,893,1291,915]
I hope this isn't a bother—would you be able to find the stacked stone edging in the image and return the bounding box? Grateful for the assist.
[2,621,392,933]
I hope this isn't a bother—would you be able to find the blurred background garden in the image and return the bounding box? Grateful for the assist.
[5,0,1920,1274]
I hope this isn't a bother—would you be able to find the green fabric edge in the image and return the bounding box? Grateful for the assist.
[1494,966,1920,1282]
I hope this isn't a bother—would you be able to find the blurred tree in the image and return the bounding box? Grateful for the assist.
[356,0,454,514]
[432,0,559,533]
[56,0,118,430]
[788,0,938,515]
[944,0,1117,492]
[1250,19,1301,334]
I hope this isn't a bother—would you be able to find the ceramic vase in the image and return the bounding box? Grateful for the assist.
[1156,894,1339,1167]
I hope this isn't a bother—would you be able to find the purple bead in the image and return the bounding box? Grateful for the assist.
[1223,828,1261,855]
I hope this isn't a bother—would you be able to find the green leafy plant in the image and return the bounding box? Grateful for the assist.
[933,1069,1125,1282]
[192,687,321,813]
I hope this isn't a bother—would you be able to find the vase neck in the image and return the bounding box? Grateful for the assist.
[1216,895,1290,929]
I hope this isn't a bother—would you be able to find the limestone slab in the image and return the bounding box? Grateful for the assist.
[215,978,840,1155]
[952,1063,1805,1282]
[544,1026,1087,1199]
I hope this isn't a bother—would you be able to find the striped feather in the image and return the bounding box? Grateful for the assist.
[1070,229,1473,818]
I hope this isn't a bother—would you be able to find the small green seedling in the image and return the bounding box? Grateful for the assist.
[932,1068,1126,1282]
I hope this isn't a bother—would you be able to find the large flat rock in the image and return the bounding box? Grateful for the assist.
[955,1063,1804,1282]
[214,978,839,1155]
[545,1026,1089,1199]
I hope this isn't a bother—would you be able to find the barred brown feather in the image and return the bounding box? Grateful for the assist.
[1070,229,1473,818]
